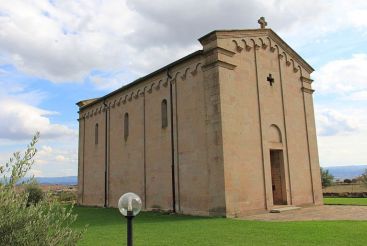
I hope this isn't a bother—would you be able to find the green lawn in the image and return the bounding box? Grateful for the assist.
[323,197,367,206]
[73,206,367,246]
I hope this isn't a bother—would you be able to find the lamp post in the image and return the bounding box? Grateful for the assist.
[118,192,142,246]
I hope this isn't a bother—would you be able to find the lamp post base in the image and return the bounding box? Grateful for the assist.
[126,211,134,246]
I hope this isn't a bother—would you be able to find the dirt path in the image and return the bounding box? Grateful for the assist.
[241,205,367,221]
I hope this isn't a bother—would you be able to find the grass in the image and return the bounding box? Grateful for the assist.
[323,197,367,206]
[73,206,367,246]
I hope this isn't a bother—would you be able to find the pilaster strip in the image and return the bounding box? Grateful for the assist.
[253,42,268,210]
[277,48,293,205]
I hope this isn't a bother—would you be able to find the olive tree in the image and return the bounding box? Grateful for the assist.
[0,133,85,246]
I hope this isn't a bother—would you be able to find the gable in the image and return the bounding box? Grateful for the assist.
[199,29,314,74]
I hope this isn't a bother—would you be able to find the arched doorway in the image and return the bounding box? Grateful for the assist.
[269,124,287,205]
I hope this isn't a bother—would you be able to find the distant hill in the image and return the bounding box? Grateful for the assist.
[15,166,366,185]
[324,165,367,180]
[33,176,77,185]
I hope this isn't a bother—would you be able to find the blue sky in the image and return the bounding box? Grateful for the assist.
[0,0,367,177]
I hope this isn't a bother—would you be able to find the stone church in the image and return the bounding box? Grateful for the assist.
[77,18,323,217]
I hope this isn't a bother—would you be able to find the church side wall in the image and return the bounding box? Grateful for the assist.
[174,65,213,215]
[77,117,84,204]
[143,84,172,210]
[78,55,224,215]
[108,90,146,208]
[201,63,227,216]
[80,107,106,206]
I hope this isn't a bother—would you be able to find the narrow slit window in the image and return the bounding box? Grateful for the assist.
[124,113,129,141]
[161,99,168,128]
[95,123,99,145]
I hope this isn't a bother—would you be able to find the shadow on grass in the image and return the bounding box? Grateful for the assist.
[73,206,218,228]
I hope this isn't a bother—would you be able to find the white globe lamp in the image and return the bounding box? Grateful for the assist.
[118,192,142,246]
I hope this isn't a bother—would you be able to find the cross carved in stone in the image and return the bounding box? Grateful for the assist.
[258,17,267,29]
[267,73,274,86]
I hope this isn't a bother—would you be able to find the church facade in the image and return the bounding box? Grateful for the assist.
[77,20,323,217]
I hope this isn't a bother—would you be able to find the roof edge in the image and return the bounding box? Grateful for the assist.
[268,29,314,73]
[79,50,203,111]
[76,98,99,108]
[199,28,314,73]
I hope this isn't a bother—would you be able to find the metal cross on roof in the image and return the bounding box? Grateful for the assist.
[258,17,267,29]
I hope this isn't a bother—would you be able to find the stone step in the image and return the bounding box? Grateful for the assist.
[270,206,301,213]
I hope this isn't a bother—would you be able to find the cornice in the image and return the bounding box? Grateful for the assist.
[301,76,314,84]
[268,30,314,73]
[200,29,314,74]
[78,50,203,111]
[302,87,315,94]
[202,60,236,71]
[203,46,236,57]
[201,46,237,71]
[78,60,204,121]
[78,27,315,121]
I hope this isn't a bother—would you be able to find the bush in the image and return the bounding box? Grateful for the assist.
[0,133,85,245]
[361,169,367,186]
[343,179,352,184]
[59,191,77,203]
[25,183,44,205]
[320,167,334,188]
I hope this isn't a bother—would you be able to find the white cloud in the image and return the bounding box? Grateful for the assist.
[36,145,75,166]
[0,78,76,141]
[0,0,138,83]
[313,54,367,96]
[0,99,76,140]
[313,53,367,165]
[0,79,48,106]
[318,128,367,166]
[349,90,367,101]
[29,169,43,177]
[38,145,53,156]
[316,108,358,136]
[316,107,367,166]
[55,155,66,162]
[0,142,78,177]
[1,0,367,85]
[1,0,366,173]
[89,71,134,91]
[33,143,77,177]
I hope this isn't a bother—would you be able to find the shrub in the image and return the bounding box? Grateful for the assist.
[361,169,367,186]
[320,167,334,188]
[25,183,44,205]
[59,191,77,203]
[0,133,85,245]
[343,179,352,184]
